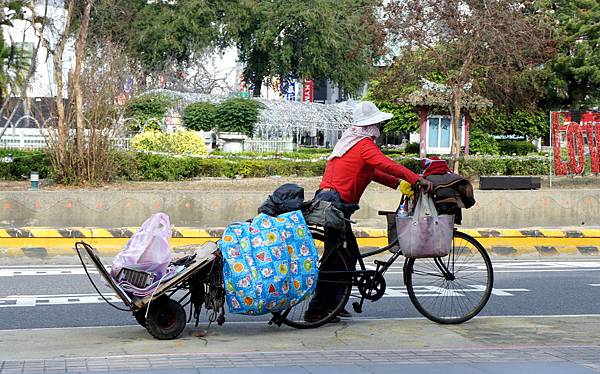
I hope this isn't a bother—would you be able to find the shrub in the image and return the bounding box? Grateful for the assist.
[131,130,169,153]
[469,127,500,155]
[182,102,217,131]
[215,98,264,136]
[131,130,208,156]
[0,149,52,180]
[405,142,420,154]
[459,156,507,176]
[458,156,549,178]
[5,149,554,182]
[125,94,174,131]
[497,140,537,156]
[167,131,208,156]
[472,109,547,139]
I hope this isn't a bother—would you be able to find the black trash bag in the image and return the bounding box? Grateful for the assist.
[257,183,305,216]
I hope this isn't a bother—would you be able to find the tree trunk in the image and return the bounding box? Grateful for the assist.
[72,0,93,177]
[450,90,462,173]
[53,0,75,169]
[54,48,67,166]
[252,78,262,97]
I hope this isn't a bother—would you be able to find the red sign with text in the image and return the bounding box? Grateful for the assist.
[302,80,314,102]
[551,111,600,175]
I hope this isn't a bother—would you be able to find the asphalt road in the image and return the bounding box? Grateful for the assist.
[1,259,599,330]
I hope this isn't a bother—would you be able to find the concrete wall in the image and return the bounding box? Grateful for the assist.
[1,189,600,228]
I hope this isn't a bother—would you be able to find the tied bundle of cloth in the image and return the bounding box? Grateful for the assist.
[218,211,319,315]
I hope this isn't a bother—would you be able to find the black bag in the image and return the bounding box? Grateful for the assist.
[301,199,347,231]
[257,183,305,216]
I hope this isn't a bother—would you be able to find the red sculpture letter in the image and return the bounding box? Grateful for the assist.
[567,122,585,175]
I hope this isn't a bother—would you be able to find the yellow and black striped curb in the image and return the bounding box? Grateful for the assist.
[1,227,600,258]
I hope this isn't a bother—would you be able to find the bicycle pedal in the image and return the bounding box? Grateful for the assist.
[352,302,363,314]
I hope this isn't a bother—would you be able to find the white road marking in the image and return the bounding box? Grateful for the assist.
[354,285,529,298]
[0,283,530,308]
[0,293,121,307]
[0,268,99,277]
[367,261,600,274]
[3,261,600,277]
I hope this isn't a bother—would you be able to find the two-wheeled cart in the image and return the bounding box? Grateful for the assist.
[75,241,224,340]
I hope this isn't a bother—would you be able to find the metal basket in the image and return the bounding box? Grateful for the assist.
[117,267,155,288]
[386,213,401,253]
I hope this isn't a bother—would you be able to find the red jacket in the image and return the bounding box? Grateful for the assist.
[320,138,421,204]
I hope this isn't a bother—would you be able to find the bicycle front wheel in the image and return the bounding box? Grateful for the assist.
[404,231,493,324]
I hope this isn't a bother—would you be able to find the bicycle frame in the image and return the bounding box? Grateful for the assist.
[309,226,456,288]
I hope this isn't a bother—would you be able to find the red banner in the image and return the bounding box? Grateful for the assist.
[302,80,313,102]
[551,111,600,175]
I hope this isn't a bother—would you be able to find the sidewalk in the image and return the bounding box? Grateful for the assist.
[1,316,600,373]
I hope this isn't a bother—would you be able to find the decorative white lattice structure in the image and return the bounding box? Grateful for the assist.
[142,89,352,147]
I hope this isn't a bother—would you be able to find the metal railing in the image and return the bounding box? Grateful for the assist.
[0,131,132,150]
[243,139,294,153]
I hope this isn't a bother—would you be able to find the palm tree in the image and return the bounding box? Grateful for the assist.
[0,35,30,102]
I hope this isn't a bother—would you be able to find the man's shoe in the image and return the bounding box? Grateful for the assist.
[338,308,352,318]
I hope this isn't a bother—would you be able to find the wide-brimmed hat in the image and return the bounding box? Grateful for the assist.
[353,101,393,127]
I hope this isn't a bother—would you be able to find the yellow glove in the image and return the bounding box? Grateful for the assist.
[399,180,414,199]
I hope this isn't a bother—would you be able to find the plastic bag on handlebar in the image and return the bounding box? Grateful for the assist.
[396,193,454,258]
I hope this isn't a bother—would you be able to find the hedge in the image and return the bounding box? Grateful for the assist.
[0,149,52,180]
[1,149,554,182]
[116,153,549,180]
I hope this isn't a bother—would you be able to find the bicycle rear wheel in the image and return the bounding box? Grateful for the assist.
[404,231,493,324]
[279,229,352,329]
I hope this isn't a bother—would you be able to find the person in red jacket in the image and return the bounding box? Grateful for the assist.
[304,101,432,323]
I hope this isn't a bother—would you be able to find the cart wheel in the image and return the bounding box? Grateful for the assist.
[145,298,186,340]
[133,309,147,327]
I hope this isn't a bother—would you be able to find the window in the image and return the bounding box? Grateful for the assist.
[427,115,464,154]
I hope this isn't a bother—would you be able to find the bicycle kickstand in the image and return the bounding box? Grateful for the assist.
[268,311,286,327]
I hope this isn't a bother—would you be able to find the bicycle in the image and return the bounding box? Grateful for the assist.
[271,199,494,328]
[76,196,493,338]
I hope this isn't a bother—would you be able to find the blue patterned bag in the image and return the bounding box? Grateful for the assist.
[218,211,319,315]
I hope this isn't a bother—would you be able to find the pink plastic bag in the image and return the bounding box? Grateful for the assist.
[111,213,173,279]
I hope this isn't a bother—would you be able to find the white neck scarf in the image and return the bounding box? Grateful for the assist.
[328,125,380,160]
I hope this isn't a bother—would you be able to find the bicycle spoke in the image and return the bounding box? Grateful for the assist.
[405,232,493,324]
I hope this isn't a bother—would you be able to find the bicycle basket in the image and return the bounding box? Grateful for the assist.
[386,213,401,253]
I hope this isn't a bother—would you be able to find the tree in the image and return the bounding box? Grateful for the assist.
[224,0,385,97]
[72,0,93,165]
[384,0,555,170]
[82,0,222,73]
[536,0,600,110]
[33,0,133,184]
[0,0,30,102]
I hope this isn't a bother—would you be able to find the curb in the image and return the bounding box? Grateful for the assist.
[1,227,600,258]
